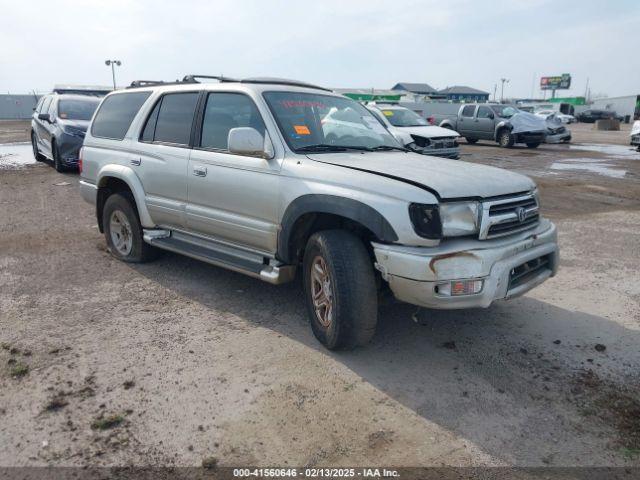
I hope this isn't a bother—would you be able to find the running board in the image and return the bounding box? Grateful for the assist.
[143,230,295,285]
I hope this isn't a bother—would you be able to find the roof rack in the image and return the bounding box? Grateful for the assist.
[127,75,331,92]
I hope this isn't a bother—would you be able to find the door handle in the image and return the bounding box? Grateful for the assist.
[130,158,141,166]
[193,166,207,177]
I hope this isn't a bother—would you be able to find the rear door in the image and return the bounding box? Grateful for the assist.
[186,91,280,253]
[134,91,200,229]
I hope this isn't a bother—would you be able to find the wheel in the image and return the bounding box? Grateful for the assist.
[465,137,478,144]
[103,192,159,263]
[31,133,44,161]
[302,230,378,350]
[526,142,540,148]
[498,129,514,148]
[52,140,65,172]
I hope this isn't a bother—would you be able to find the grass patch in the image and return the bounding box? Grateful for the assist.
[10,362,29,378]
[91,414,124,430]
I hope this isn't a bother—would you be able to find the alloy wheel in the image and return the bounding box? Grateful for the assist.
[109,210,133,256]
[310,256,333,327]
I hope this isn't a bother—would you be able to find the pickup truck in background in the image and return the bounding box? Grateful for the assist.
[440,104,547,148]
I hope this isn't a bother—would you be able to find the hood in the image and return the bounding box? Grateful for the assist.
[59,119,90,131]
[306,152,535,199]
[509,112,547,134]
[396,125,460,138]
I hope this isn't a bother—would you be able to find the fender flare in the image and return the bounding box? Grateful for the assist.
[96,164,155,228]
[277,194,398,263]
[439,120,455,129]
[494,121,512,140]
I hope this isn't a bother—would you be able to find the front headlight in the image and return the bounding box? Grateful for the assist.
[408,204,442,239]
[439,201,480,237]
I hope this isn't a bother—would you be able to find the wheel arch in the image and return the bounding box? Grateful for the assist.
[96,166,154,232]
[277,194,398,264]
[494,121,512,140]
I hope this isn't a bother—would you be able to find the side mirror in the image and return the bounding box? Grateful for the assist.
[488,113,495,119]
[38,113,51,122]
[228,127,274,159]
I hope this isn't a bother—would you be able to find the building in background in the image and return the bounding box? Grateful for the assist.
[391,82,446,101]
[438,85,490,102]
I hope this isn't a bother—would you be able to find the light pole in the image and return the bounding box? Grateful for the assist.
[500,78,509,103]
[105,60,122,89]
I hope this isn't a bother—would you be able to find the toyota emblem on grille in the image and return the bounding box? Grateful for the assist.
[516,207,527,223]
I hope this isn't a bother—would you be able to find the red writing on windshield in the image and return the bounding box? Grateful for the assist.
[281,100,326,109]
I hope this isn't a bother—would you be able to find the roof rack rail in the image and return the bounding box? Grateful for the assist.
[128,80,171,88]
[239,77,332,92]
[127,75,331,92]
[181,75,239,83]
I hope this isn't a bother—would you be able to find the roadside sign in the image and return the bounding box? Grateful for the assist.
[540,74,571,90]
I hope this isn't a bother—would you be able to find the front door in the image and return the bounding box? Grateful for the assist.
[186,92,281,254]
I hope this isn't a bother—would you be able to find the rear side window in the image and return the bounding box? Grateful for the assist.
[461,105,475,117]
[200,93,265,150]
[141,92,199,145]
[91,92,151,140]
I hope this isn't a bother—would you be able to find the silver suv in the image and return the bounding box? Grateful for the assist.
[79,76,559,350]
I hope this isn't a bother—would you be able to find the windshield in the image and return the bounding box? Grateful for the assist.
[58,98,100,121]
[263,92,401,152]
[379,107,428,127]
[490,105,520,118]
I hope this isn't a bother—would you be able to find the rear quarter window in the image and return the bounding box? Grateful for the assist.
[91,92,151,140]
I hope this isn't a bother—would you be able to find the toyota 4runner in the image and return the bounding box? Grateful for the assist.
[79,76,559,350]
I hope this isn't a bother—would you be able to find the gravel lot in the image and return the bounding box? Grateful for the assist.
[1,120,639,468]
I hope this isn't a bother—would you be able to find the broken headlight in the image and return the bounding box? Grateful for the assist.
[439,201,480,237]
[408,204,442,239]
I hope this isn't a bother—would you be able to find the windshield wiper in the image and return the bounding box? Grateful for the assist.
[295,144,348,153]
[368,145,409,152]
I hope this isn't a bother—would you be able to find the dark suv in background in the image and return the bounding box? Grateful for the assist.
[577,109,620,123]
[31,94,101,171]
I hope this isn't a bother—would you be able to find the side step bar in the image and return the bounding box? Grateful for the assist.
[143,230,295,285]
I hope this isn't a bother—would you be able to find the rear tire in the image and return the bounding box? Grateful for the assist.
[526,142,540,149]
[498,129,514,148]
[103,192,159,263]
[302,230,378,350]
[465,137,478,144]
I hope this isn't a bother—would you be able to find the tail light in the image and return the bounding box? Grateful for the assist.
[78,147,83,174]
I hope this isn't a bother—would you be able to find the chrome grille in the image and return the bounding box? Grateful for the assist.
[479,193,539,239]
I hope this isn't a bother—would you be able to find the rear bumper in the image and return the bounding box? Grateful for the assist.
[372,220,558,309]
[79,179,97,205]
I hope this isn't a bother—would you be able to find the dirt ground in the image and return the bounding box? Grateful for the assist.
[1,120,639,468]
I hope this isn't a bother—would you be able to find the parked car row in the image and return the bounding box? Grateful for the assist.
[576,109,623,123]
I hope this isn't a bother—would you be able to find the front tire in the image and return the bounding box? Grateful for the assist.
[302,230,378,350]
[31,133,44,161]
[103,193,159,263]
[52,140,65,172]
[526,142,540,148]
[465,137,478,144]
[498,129,514,148]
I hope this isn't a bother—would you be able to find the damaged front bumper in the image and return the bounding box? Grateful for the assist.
[414,146,460,159]
[373,219,558,309]
[545,128,571,144]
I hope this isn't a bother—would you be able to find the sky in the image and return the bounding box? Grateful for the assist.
[1,0,638,99]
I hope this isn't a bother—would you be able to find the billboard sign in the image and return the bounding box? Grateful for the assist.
[540,74,571,90]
